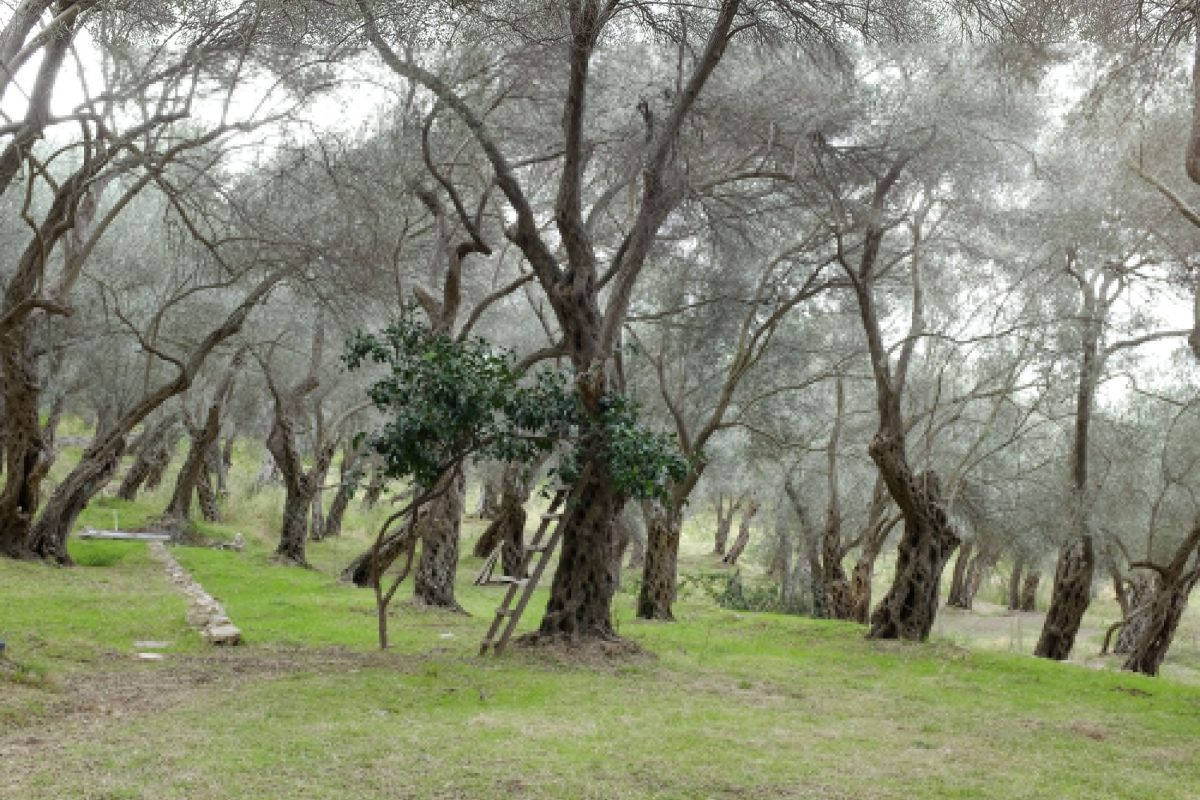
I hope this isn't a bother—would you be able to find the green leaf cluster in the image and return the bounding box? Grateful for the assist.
[344,319,689,500]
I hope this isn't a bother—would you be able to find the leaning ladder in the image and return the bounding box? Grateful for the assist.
[478,487,569,656]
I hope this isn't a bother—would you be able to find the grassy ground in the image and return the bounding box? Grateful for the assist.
[2,431,1200,798]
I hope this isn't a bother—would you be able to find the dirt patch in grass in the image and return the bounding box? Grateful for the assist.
[509,631,656,671]
[0,646,416,759]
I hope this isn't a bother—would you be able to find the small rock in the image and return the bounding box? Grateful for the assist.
[203,624,242,646]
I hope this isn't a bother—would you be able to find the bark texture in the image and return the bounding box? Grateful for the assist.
[1122,525,1200,676]
[413,466,466,608]
[1034,536,1094,660]
[637,502,682,620]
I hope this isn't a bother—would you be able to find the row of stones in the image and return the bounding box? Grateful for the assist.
[148,541,243,646]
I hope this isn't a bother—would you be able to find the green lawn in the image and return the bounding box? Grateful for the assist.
[3,432,1199,797]
[4,534,1200,799]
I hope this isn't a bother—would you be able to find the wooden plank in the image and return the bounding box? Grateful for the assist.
[78,529,170,542]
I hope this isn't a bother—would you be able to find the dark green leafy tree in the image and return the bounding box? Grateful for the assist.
[344,318,688,648]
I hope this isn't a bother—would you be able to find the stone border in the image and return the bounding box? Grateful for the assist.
[148,542,243,646]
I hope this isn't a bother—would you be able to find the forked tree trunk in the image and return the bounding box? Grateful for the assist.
[638,502,682,620]
[162,404,222,535]
[117,415,178,501]
[963,544,999,608]
[947,540,975,609]
[713,494,736,555]
[1114,571,1158,655]
[820,377,853,619]
[1034,536,1094,660]
[413,466,465,608]
[1020,570,1040,612]
[849,480,894,624]
[1122,568,1200,675]
[1007,557,1024,611]
[722,498,758,566]
[268,406,334,568]
[1122,525,1200,676]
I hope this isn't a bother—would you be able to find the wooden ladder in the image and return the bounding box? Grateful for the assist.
[478,487,569,656]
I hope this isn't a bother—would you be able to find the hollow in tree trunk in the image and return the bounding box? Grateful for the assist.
[1034,536,1094,660]
[637,502,682,621]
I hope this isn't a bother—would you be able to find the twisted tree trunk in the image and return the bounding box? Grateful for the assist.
[1034,536,1093,659]
[638,501,682,620]
[1114,571,1158,655]
[117,414,178,501]
[413,466,466,608]
[1123,525,1200,676]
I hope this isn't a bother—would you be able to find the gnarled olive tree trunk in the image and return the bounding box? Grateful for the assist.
[713,494,737,555]
[118,413,179,501]
[1113,571,1158,655]
[1019,569,1040,612]
[162,403,223,536]
[867,439,960,641]
[1007,556,1024,611]
[947,540,975,609]
[638,501,682,621]
[473,461,537,577]
[721,498,759,567]
[1122,525,1200,676]
[1034,535,1093,659]
[413,466,466,608]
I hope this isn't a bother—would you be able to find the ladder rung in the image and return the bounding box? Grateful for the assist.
[493,609,517,617]
[541,512,563,521]
[525,543,551,553]
[496,577,527,585]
